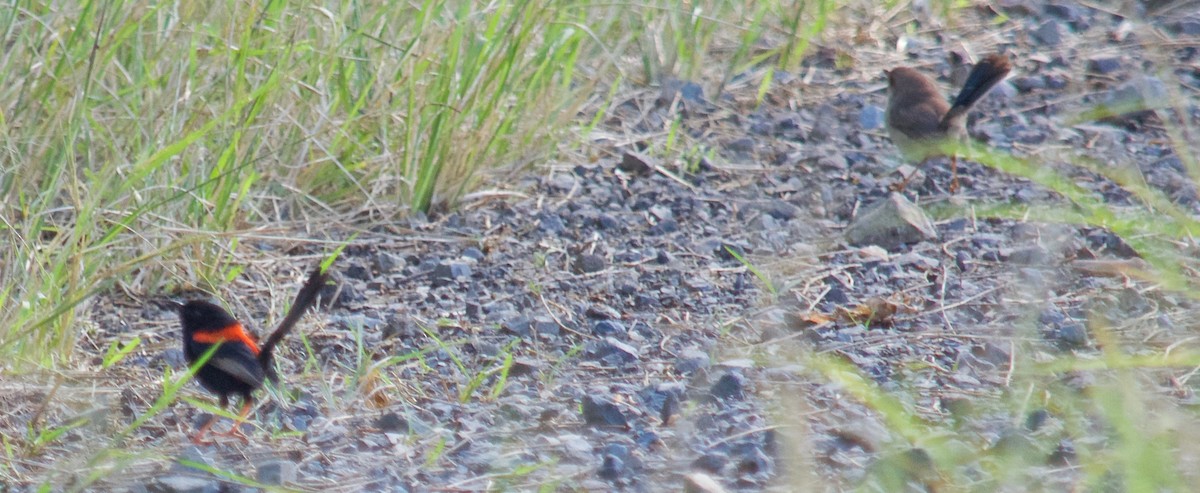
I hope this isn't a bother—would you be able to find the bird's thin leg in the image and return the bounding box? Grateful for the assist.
[217,398,254,443]
[191,395,228,445]
[949,155,960,193]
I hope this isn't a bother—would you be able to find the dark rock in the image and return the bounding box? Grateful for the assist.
[713,241,748,261]
[692,453,727,474]
[660,78,707,105]
[592,337,640,365]
[532,316,560,337]
[660,391,680,424]
[431,262,471,287]
[734,444,773,477]
[859,105,885,130]
[844,193,937,250]
[323,277,360,307]
[996,0,1036,15]
[461,247,485,261]
[598,453,625,481]
[581,395,629,428]
[684,472,729,493]
[1169,19,1200,36]
[1087,57,1121,76]
[344,262,371,280]
[256,460,298,486]
[746,199,800,221]
[592,319,626,337]
[649,218,679,235]
[373,252,402,273]
[710,372,746,401]
[508,358,540,377]
[1025,409,1049,431]
[809,104,837,142]
[726,137,755,153]
[574,253,607,274]
[1012,76,1047,93]
[501,316,532,337]
[376,412,408,432]
[675,348,711,374]
[537,212,566,233]
[1007,245,1052,265]
[619,151,654,175]
[586,304,622,320]
[1052,323,1089,350]
[596,213,622,230]
[148,476,220,493]
[1048,439,1076,466]
[1031,20,1064,46]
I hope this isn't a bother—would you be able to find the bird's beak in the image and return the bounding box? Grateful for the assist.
[154,298,185,312]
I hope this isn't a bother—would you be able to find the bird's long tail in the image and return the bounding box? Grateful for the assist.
[258,265,331,381]
[940,54,1012,130]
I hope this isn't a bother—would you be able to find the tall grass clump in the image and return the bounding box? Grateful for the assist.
[0,1,592,368]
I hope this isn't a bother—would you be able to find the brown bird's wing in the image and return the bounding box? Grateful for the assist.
[889,99,946,140]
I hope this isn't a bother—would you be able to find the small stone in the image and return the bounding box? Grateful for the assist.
[537,212,566,233]
[461,247,485,261]
[1048,439,1076,466]
[581,395,629,428]
[373,252,402,273]
[598,454,625,481]
[375,412,408,432]
[1031,20,1064,46]
[532,316,559,337]
[1008,76,1046,93]
[843,193,937,250]
[596,213,621,230]
[1025,409,1050,431]
[1007,245,1052,265]
[660,78,706,105]
[675,348,711,374]
[256,460,298,486]
[649,218,679,235]
[586,304,621,320]
[710,372,746,401]
[746,199,799,221]
[431,262,471,287]
[344,262,371,281]
[809,104,838,142]
[501,316,532,337]
[1053,323,1089,350]
[619,151,654,175]
[1170,20,1200,36]
[684,472,729,493]
[148,476,220,493]
[660,392,680,424]
[996,0,1036,16]
[1087,57,1121,76]
[1043,3,1081,22]
[508,358,541,377]
[594,337,640,364]
[691,454,728,474]
[726,137,755,153]
[574,254,607,274]
[591,319,626,337]
[859,105,885,130]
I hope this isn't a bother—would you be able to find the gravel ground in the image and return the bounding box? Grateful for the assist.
[6,3,1200,492]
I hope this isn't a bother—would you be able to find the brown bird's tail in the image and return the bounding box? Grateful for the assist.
[258,265,331,381]
[940,54,1012,130]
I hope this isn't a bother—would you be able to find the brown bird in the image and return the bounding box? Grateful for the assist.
[172,265,329,444]
[885,53,1012,192]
